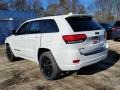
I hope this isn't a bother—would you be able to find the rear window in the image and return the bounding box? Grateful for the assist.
[66,17,102,32]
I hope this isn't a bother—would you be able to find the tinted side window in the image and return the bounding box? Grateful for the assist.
[30,21,41,33]
[17,22,30,35]
[39,19,59,33]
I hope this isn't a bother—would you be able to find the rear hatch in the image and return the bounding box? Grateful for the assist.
[64,16,106,56]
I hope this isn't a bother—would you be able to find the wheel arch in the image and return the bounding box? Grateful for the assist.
[6,43,9,46]
[37,48,51,61]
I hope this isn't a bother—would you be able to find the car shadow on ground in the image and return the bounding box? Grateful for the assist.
[76,50,120,75]
[113,39,120,42]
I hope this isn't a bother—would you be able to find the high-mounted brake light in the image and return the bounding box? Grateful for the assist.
[62,34,87,44]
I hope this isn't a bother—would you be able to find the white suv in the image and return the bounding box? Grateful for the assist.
[5,14,108,80]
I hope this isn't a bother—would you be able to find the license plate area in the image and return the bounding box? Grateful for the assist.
[92,36,100,44]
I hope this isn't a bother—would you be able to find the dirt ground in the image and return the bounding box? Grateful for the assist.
[0,40,120,90]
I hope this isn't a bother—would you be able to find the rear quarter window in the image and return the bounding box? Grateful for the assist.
[39,19,59,33]
[66,17,102,32]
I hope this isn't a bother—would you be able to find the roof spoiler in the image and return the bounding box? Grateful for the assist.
[67,12,93,18]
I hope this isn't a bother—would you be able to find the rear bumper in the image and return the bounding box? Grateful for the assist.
[53,43,108,71]
[62,49,108,71]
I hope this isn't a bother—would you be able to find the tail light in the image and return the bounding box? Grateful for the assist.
[62,34,87,44]
[112,28,117,32]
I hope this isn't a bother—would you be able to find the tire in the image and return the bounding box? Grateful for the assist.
[6,45,17,62]
[39,51,62,80]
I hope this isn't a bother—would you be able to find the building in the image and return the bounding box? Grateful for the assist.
[0,10,36,44]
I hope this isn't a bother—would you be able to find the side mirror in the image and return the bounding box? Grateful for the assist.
[11,30,16,35]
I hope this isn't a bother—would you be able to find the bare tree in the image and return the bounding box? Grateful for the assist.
[45,0,86,16]
[71,0,78,13]
[32,0,44,17]
[12,0,28,11]
[88,0,115,22]
[59,0,71,14]
[77,4,86,14]
[59,0,86,14]
[46,4,59,16]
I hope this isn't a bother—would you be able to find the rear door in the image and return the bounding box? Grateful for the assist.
[66,16,106,55]
[39,19,59,48]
